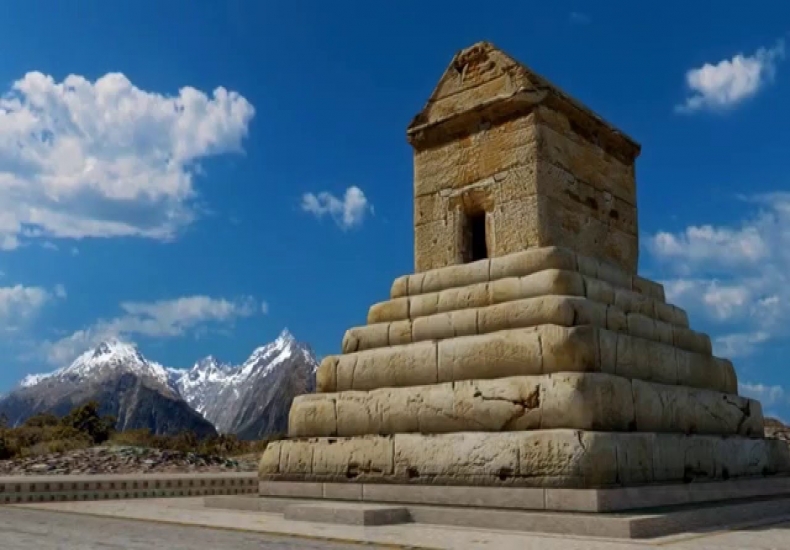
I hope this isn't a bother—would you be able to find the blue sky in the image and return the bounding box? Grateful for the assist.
[1,1,789,418]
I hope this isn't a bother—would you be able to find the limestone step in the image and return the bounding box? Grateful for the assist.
[283,502,410,525]
[371,267,687,329]
[346,294,699,356]
[209,492,790,538]
[259,430,790,489]
[389,245,665,302]
[252,477,790,514]
[320,325,733,395]
[291,373,761,439]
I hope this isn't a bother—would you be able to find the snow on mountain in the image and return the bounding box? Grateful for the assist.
[20,339,175,393]
[173,329,319,437]
[4,329,318,439]
[2,340,215,436]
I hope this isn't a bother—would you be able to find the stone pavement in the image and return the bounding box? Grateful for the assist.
[0,506,350,550]
[7,497,790,549]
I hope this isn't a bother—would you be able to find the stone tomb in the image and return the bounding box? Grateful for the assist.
[260,42,790,503]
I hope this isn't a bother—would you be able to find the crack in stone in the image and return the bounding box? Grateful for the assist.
[331,397,339,437]
[473,388,540,410]
[723,396,752,435]
[349,356,359,391]
[472,388,540,431]
[696,399,730,432]
[576,431,587,453]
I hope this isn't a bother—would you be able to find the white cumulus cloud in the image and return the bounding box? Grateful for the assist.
[44,294,265,365]
[0,283,65,332]
[0,71,255,249]
[301,186,372,229]
[676,40,785,113]
[739,382,786,406]
[648,193,790,357]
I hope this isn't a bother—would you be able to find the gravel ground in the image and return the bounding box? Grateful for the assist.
[0,445,258,476]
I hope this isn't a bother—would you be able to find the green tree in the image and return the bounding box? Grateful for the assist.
[0,434,11,460]
[61,401,116,444]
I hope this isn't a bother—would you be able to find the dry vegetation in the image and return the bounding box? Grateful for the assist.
[0,401,278,461]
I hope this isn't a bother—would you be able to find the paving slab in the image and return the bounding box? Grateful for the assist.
[208,494,790,539]
[9,496,790,549]
[0,505,350,550]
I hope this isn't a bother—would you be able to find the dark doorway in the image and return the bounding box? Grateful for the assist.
[464,212,488,263]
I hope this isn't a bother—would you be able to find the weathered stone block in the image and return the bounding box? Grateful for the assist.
[262,431,788,487]
[535,122,636,205]
[539,373,634,431]
[489,269,585,304]
[390,275,409,300]
[336,341,438,392]
[413,114,538,198]
[316,356,338,393]
[342,325,389,354]
[414,217,459,272]
[394,432,521,483]
[536,195,638,273]
[536,160,638,237]
[437,283,490,314]
[487,196,543,257]
[388,320,413,347]
[367,298,409,325]
[437,327,544,383]
[421,258,490,296]
[414,191,448,226]
[631,379,762,437]
[489,246,577,281]
[412,309,477,342]
[541,325,599,374]
[289,394,338,437]
[311,437,395,478]
[633,276,666,302]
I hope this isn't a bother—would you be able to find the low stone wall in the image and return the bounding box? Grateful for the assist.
[0,472,257,504]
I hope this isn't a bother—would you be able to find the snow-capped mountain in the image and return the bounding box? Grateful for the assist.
[20,339,177,394]
[0,340,215,437]
[0,329,319,440]
[173,329,319,439]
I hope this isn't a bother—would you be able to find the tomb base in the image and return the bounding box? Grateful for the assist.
[260,430,790,493]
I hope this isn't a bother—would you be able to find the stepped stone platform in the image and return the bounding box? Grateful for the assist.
[259,41,790,511]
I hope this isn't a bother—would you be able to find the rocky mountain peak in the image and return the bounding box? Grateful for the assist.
[4,328,318,440]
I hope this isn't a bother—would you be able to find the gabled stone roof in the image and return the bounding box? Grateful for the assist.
[407,41,641,163]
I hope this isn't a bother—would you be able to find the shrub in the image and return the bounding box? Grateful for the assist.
[23,412,60,428]
[60,401,116,444]
[0,402,284,461]
[0,432,15,460]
